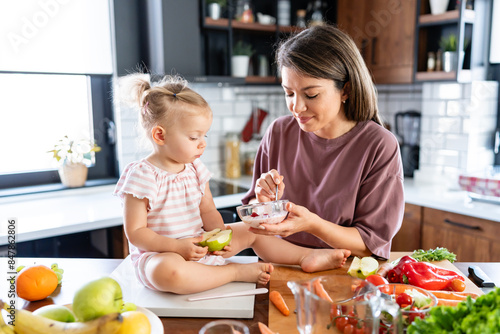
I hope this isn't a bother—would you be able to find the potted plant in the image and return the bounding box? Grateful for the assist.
[207,0,226,20]
[231,40,254,77]
[439,34,467,72]
[48,136,101,188]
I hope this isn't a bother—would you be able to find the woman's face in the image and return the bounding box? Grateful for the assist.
[281,66,351,139]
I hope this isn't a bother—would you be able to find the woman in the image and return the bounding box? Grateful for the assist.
[241,25,404,260]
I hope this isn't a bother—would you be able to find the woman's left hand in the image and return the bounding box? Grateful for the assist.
[249,202,314,237]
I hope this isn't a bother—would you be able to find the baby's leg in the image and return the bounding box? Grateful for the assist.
[145,252,274,294]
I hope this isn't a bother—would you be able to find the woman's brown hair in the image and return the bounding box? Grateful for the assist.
[276,25,381,125]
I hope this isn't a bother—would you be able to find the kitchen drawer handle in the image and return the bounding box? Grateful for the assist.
[444,218,482,230]
[361,39,368,60]
[371,37,377,65]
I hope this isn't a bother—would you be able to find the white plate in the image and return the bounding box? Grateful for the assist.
[137,306,164,334]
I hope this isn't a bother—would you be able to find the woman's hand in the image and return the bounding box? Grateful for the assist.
[255,169,285,203]
[249,202,315,237]
[177,237,208,262]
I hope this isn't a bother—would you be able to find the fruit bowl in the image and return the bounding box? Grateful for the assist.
[378,283,438,327]
[236,200,289,228]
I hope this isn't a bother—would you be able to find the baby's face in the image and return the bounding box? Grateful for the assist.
[163,108,212,165]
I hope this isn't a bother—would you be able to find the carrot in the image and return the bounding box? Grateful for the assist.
[313,279,333,303]
[429,290,479,300]
[269,290,290,316]
[258,321,276,334]
[437,298,463,306]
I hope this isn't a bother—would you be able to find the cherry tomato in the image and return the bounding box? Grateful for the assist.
[336,317,349,332]
[355,325,366,334]
[365,274,389,286]
[396,292,412,308]
[408,306,425,323]
[343,324,355,334]
[330,305,340,321]
[450,278,466,292]
[347,311,358,326]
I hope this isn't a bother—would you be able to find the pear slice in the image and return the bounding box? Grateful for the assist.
[206,229,233,252]
[198,228,221,247]
[347,256,379,279]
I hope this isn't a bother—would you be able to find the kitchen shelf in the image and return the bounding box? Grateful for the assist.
[245,75,279,84]
[418,9,475,25]
[413,0,490,83]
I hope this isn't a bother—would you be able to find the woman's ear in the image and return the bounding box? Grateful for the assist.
[151,126,166,145]
[342,81,351,102]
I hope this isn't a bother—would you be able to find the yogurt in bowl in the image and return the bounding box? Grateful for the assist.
[236,200,289,228]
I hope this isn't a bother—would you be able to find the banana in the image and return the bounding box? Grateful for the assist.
[12,308,122,334]
[0,302,15,334]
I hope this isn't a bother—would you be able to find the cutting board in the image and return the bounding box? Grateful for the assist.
[268,252,483,334]
[110,255,259,319]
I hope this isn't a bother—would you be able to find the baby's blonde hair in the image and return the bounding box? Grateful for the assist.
[119,73,211,139]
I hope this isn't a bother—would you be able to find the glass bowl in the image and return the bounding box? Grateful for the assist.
[378,283,438,327]
[236,200,289,228]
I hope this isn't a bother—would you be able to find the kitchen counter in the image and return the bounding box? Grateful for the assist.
[1,176,499,247]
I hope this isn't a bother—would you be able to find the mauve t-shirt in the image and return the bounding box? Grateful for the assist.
[241,116,404,259]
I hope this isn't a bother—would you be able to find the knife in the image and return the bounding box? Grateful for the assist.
[187,288,268,301]
[468,265,495,288]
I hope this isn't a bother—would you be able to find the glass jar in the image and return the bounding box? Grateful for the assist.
[225,133,241,178]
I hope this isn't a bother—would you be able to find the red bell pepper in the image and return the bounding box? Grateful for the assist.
[387,255,417,283]
[401,261,465,290]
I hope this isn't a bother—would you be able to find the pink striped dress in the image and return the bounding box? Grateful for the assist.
[113,158,225,290]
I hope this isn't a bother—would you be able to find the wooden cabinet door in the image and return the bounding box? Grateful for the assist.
[422,208,500,262]
[337,0,416,84]
[391,203,422,251]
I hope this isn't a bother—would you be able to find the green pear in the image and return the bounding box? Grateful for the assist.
[33,304,76,323]
[206,229,232,252]
[198,228,221,247]
[72,277,123,322]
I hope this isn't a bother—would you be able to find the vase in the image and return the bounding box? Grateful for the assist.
[208,3,221,20]
[429,0,449,15]
[231,55,250,77]
[442,51,464,72]
[58,162,88,187]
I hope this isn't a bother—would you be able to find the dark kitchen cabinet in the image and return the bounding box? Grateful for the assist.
[422,207,500,262]
[391,203,422,252]
[337,0,417,84]
[413,0,491,83]
[199,0,337,84]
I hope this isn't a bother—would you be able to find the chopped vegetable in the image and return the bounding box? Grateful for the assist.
[269,290,290,316]
[258,321,276,334]
[313,279,333,303]
[408,288,500,334]
[411,247,457,263]
[407,289,433,309]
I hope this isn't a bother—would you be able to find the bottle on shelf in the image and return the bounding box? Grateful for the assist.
[308,0,324,26]
[277,0,291,26]
[427,52,436,71]
[296,9,307,28]
[225,132,241,179]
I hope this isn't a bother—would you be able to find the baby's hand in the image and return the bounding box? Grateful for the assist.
[210,244,232,256]
[178,236,208,262]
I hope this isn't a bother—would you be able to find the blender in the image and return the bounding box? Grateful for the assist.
[395,111,421,177]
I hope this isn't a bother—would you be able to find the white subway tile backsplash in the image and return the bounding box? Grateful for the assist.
[444,134,468,151]
[436,83,462,99]
[422,100,446,116]
[434,117,462,134]
[210,101,234,115]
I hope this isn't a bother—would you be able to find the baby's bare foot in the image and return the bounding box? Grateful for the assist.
[235,262,274,285]
[300,249,351,273]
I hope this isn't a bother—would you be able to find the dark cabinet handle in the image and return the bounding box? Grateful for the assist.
[444,219,482,230]
[361,39,368,60]
[371,37,377,65]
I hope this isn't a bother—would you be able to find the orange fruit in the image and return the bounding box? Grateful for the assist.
[16,265,58,301]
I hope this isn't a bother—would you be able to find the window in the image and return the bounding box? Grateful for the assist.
[0,0,117,194]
